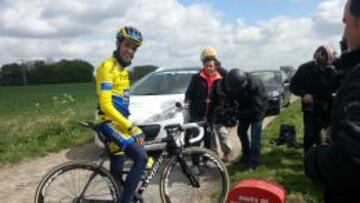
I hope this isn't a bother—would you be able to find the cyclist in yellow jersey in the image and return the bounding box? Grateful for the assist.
[95,26,147,203]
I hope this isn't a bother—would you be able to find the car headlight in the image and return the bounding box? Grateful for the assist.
[268,90,280,97]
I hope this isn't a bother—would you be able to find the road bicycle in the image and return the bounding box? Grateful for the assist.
[34,120,229,203]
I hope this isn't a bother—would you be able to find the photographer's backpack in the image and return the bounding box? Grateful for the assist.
[270,124,298,148]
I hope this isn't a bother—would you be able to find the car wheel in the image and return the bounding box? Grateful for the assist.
[276,95,284,114]
[269,104,280,115]
[269,97,282,115]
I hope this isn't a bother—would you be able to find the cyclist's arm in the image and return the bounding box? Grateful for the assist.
[97,62,132,131]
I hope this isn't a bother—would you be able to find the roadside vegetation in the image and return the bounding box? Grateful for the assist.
[0,83,96,164]
[228,100,322,203]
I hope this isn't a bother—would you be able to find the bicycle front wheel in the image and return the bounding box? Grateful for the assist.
[160,147,229,203]
[34,161,121,203]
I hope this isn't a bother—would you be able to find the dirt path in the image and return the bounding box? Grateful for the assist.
[0,143,103,203]
[0,116,275,203]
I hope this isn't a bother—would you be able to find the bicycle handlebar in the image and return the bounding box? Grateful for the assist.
[144,121,206,146]
[179,121,206,144]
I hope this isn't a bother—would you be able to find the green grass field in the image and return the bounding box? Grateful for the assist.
[228,100,322,203]
[0,83,97,163]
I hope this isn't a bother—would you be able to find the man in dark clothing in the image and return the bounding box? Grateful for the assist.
[305,0,360,202]
[340,37,348,55]
[185,47,222,150]
[208,62,235,161]
[290,44,338,153]
[225,69,268,170]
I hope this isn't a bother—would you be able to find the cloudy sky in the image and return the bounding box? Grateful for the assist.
[0,0,346,70]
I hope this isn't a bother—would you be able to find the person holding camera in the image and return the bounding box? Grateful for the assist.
[305,1,360,201]
[290,44,338,153]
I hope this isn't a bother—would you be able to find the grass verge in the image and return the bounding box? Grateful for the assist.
[0,83,96,163]
[228,100,322,203]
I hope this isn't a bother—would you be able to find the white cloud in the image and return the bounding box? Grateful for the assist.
[316,0,345,24]
[0,0,347,70]
[0,0,56,37]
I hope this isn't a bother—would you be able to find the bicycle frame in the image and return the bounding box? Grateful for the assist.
[138,150,168,194]
[137,125,187,194]
[137,125,201,195]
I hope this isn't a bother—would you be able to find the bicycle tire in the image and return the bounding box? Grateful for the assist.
[159,147,229,203]
[34,161,121,203]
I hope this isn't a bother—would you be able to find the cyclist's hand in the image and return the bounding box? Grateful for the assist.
[303,94,314,104]
[136,135,145,145]
[128,125,145,145]
[183,101,190,110]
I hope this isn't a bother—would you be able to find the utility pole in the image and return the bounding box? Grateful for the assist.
[20,59,27,86]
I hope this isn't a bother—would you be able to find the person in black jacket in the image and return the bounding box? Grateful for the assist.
[290,44,338,153]
[208,61,235,161]
[185,47,222,150]
[340,37,348,55]
[305,0,360,202]
[225,68,268,170]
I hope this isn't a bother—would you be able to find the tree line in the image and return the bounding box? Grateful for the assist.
[0,59,159,86]
[0,59,94,86]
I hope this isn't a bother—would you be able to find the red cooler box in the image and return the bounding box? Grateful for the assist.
[227,179,287,203]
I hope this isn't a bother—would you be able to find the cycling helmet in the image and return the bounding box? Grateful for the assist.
[313,44,336,66]
[225,68,248,93]
[201,47,217,62]
[116,26,143,46]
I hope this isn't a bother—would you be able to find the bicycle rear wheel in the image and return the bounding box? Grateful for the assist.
[34,161,120,203]
[160,147,229,203]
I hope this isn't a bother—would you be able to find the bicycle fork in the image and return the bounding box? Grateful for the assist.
[74,169,103,202]
[176,151,200,188]
[76,153,110,202]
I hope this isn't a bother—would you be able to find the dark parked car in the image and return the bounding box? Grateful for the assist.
[250,70,291,115]
[280,66,295,80]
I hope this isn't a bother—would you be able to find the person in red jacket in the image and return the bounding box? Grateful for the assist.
[185,47,222,151]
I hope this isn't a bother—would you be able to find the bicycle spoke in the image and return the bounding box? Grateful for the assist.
[35,163,120,203]
[160,148,229,203]
[46,183,74,202]
[50,173,77,198]
[83,176,115,199]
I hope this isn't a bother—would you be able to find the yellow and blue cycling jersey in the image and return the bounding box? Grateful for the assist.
[96,56,132,137]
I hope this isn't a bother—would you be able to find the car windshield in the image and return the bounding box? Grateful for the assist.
[251,71,281,86]
[130,70,198,95]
